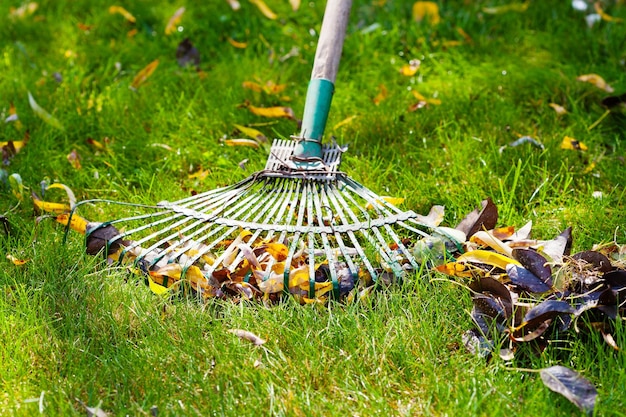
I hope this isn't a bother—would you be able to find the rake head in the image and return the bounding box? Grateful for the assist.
[79,140,462,303]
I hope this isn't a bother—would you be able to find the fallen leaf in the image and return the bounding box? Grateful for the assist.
[560,136,588,151]
[540,366,597,415]
[9,173,24,201]
[365,196,405,210]
[457,250,520,270]
[250,0,277,19]
[56,213,89,234]
[165,7,185,35]
[223,139,260,148]
[6,254,28,266]
[289,0,300,11]
[32,193,71,214]
[400,59,421,76]
[229,329,266,345]
[9,2,38,19]
[130,59,159,90]
[455,198,498,239]
[176,38,200,68]
[109,5,136,23]
[333,115,357,130]
[482,2,529,14]
[412,1,440,25]
[28,92,65,131]
[549,103,567,115]
[225,0,241,11]
[373,84,388,105]
[594,2,623,22]
[577,73,614,93]
[247,104,295,119]
[188,168,210,180]
[228,37,248,49]
[233,124,267,142]
[67,149,82,169]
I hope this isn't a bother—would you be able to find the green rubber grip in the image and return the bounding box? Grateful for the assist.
[293,78,335,160]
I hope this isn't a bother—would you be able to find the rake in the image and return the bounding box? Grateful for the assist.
[76,0,461,301]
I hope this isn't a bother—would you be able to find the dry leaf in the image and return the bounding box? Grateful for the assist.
[165,7,185,35]
[549,103,567,115]
[228,38,248,49]
[188,168,210,181]
[412,1,440,25]
[400,59,421,76]
[9,2,38,19]
[594,2,623,22]
[250,0,277,19]
[56,213,89,234]
[561,136,588,151]
[289,0,300,11]
[6,254,28,266]
[482,2,529,14]
[373,84,388,105]
[247,104,295,119]
[223,139,260,148]
[109,5,136,23]
[229,329,266,345]
[225,0,241,11]
[365,196,405,210]
[576,73,614,93]
[233,124,267,142]
[67,149,82,169]
[333,115,357,130]
[176,39,200,68]
[131,59,159,90]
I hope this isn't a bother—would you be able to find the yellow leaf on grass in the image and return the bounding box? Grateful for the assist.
[365,196,405,210]
[165,7,185,35]
[56,213,89,234]
[250,0,277,19]
[28,92,64,131]
[373,84,388,105]
[264,243,289,261]
[482,2,529,14]
[188,168,210,180]
[412,90,441,105]
[223,139,260,148]
[109,5,136,23]
[435,261,479,278]
[457,250,521,270]
[577,73,614,93]
[67,149,82,170]
[228,38,248,49]
[148,275,172,295]
[333,115,357,130]
[248,104,295,119]
[32,193,71,214]
[412,2,440,25]
[6,254,29,266]
[400,59,421,76]
[46,183,77,208]
[289,0,300,11]
[594,2,623,22]
[233,124,267,142]
[131,59,159,90]
[561,136,588,151]
[548,103,567,115]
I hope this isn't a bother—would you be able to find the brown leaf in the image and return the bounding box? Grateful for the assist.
[131,59,159,90]
[455,198,498,238]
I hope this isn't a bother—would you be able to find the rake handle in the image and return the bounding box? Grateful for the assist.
[293,0,352,164]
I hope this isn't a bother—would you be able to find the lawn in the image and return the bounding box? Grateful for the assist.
[1,0,625,415]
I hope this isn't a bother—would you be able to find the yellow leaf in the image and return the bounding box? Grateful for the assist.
[148,275,173,295]
[223,139,260,148]
[456,27,473,43]
[289,0,300,11]
[165,6,185,35]
[9,3,38,20]
[131,59,159,90]
[28,92,64,131]
[127,28,139,38]
[594,2,623,22]
[233,124,267,142]
[0,140,27,154]
[482,2,529,14]
[435,261,480,278]
[56,213,88,234]
[400,59,421,76]
[548,103,567,115]
[188,168,210,180]
[411,90,441,105]
[264,243,289,261]
[289,267,309,290]
[365,196,405,210]
[247,104,295,119]
[109,5,136,22]
[32,193,71,214]
[412,1,440,25]
[314,281,334,298]
[250,0,277,19]
[67,149,82,170]
[576,73,614,93]
[373,84,388,105]
[228,38,248,49]
[457,250,521,270]
[6,254,29,266]
[469,230,514,256]
[561,136,588,151]
[583,161,596,174]
[258,274,284,293]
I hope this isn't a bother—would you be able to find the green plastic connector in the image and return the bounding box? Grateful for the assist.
[293,78,335,162]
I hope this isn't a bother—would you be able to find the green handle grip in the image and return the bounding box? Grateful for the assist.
[293,78,335,160]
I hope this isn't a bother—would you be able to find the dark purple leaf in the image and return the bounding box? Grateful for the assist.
[176,38,200,69]
[540,366,597,415]
[602,92,626,108]
[85,222,125,256]
[512,248,552,284]
[506,264,551,293]
[572,251,613,273]
[469,277,513,318]
[523,300,574,325]
[455,197,498,238]
[603,269,626,291]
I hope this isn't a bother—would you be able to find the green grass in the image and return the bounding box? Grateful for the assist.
[1,0,626,415]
